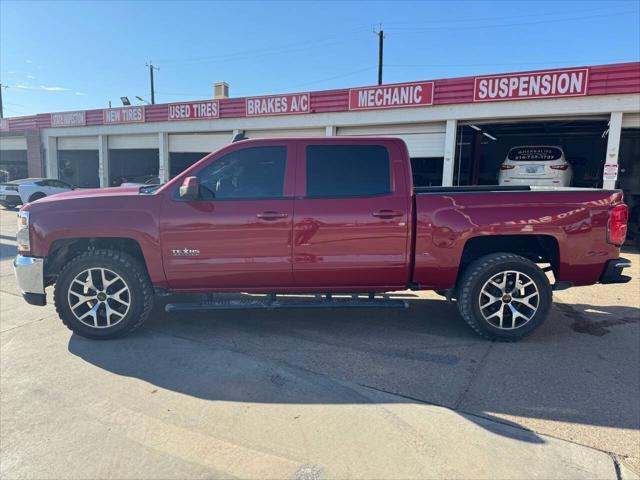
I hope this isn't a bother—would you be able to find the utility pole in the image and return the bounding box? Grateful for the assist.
[0,84,6,118]
[374,25,384,85]
[146,62,159,104]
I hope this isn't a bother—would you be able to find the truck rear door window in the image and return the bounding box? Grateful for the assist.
[305,145,390,197]
[198,146,287,199]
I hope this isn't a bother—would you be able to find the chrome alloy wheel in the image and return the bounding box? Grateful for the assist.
[478,270,539,330]
[67,268,131,328]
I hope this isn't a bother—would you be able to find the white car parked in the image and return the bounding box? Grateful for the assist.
[498,146,573,187]
[0,178,75,209]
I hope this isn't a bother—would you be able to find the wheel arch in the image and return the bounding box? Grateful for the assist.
[27,191,47,202]
[45,237,151,286]
[457,234,560,283]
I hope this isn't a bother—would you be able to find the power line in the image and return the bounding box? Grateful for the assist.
[162,67,376,99]
[385,58,640,68]
[382,4,637,27]
[387,10,639,33]
[156,25,372,66]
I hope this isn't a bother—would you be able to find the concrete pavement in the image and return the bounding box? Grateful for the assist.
[1,208,638,479]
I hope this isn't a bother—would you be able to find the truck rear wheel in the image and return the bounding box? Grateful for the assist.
[54,249,154,339]
[457,253,551,341]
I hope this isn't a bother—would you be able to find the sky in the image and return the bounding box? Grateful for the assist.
[1,0,639,117]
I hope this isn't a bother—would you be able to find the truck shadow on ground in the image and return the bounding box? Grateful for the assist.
[68,295,640,445]
[0,241,16,261]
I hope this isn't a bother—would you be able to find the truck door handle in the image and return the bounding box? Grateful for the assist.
[256,211,289,220]
[372,210,403,219]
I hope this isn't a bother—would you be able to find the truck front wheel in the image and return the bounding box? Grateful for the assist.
[54,249,154,339]
[456,253,552,341]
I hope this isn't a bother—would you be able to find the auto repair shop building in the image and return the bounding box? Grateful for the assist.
[1,61,639,197]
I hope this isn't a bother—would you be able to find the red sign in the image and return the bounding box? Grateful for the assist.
[168,100,219,121]
[246,93,310,116]
[349,81,434,111]
[51,111,86,127]
[474,68,589,102]
[103,106,145,124]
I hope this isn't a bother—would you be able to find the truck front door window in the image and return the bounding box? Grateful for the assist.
[198,146,287,199]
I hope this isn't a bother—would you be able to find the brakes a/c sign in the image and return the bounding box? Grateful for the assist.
[349,81,434,110]
[246,93,310,116]
[474,68,589,102]
[168,100,219,120]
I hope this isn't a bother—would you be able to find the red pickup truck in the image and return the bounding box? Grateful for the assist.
[14,137,630,341]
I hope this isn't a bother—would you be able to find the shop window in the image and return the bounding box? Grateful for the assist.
[411,157,444,187]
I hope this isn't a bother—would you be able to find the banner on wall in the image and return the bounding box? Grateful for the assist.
[474,68,589,102]
[349,81,434,110]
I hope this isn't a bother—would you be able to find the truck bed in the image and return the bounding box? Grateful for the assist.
[412,187,624,289]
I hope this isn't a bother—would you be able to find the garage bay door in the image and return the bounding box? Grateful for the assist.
[57,136,98,150]
[0,136,27,150]
[245,128,325,138]
[108,134,158,149]
[622,112,640,129]
[337,123,446,158]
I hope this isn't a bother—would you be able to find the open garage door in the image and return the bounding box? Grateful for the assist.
[620,126,640,247]
[108,135,159,186]
[338,123,446,186]
[169,132,232,178]
[0,136,28,181]
[56,136,100,187]
[454,119,609,188]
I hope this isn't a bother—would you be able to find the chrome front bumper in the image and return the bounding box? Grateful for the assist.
[13,255,46,305]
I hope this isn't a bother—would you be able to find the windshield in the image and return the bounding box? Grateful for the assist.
[139,183,163,194]
[507,147,563,161]
[7,178,43,185]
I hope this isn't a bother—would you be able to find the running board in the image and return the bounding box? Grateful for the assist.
[165,294,409,312]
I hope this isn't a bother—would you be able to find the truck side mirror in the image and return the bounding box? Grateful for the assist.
[179,176,200,200]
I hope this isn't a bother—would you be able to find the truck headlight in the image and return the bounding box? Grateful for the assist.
[16,210,30,253]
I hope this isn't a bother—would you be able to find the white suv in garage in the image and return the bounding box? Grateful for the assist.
[498,146,573,187]
[0,178,74,209]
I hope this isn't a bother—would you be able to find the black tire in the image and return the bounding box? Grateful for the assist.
[54,249,154,339]
[28,192,46,203]
[457,253,552,341]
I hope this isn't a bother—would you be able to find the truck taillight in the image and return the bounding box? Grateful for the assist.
[500,164,515,170]
[607,204,628,246]
[549,164,569,170]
